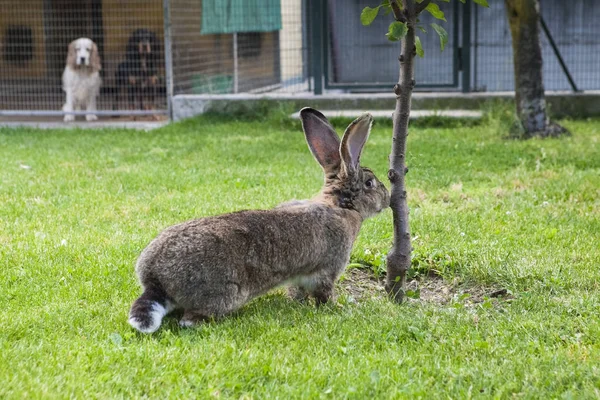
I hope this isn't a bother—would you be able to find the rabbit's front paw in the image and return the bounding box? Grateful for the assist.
[313,283,336,306]
[288,286,310,303]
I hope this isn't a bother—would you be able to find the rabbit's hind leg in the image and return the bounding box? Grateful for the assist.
[178,283,245,327]
[179,310,209,328]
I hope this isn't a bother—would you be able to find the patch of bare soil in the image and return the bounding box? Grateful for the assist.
[338,268,512,306]
[338,268,387,301]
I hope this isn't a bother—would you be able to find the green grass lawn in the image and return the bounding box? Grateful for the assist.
[1,114,599,399]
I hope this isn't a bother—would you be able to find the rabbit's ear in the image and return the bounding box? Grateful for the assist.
[340,113,373,175]
[300,108,341,172]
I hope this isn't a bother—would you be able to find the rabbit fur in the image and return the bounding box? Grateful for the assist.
[129,108,390,333]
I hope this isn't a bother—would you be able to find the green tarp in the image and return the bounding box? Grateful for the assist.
[200,0,282,34]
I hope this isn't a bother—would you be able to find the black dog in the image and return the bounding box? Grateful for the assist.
[114,29,160,116]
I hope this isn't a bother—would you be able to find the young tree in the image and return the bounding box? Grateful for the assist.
[504,0,568,138]
[361,0,487,302]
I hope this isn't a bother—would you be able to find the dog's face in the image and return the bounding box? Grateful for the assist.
[126,29,158,61]
[72,38,94,66]
[67,38,101,71]
[138,39,152,56]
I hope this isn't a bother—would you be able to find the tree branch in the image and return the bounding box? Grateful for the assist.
[415,0,432,16]
[390,0,406,23]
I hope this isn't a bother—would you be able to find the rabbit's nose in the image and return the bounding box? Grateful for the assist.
[383,191,391,208]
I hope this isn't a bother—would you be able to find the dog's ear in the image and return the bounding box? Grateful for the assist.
[126,31,138,58]
[66,41,76,68]
[90,42,101,72]
[148,32,160,66]
[150,31,159,50]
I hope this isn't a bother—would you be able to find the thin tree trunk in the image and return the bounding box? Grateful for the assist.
[385,0,425,302]
[505,0,568,138]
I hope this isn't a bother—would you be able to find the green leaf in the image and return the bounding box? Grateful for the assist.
[425,3,446,21]
[346,263,364,269]
[481,299,494,309]
[415,36,424,57]
[360,6,380,26]
[472,0,489,6]
[458,0,466,3]
[458,293,471,301]
[417,25,427,33]
[474,340,489,350]
[431,23,448,51]
[546,228,558,239]
[386,21,408,42]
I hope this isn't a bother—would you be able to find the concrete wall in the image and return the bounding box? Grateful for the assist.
[172,91,600,121]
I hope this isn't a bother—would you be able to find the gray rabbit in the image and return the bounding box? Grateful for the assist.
[129,108,390,333]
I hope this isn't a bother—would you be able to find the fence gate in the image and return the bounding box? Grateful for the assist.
[313,0,463,92]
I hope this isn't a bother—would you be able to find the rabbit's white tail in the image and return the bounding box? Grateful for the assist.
[128,287,173,334]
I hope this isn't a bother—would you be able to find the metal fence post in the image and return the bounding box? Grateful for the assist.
[461,0,471,93]
[163,0,174,119]
[233,33,239,93]
[309,0,324,95]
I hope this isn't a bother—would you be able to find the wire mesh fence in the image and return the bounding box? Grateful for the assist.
[170,0,308,96]
[0,0,598,121]
[473,0,600,92]
[0,0,167,119]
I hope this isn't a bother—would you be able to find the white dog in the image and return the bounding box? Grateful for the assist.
[62,38,102,122]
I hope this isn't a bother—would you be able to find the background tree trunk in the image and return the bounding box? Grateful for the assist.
[505,0,568,138]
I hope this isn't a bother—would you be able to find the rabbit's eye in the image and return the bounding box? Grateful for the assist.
[365,179,375,189]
